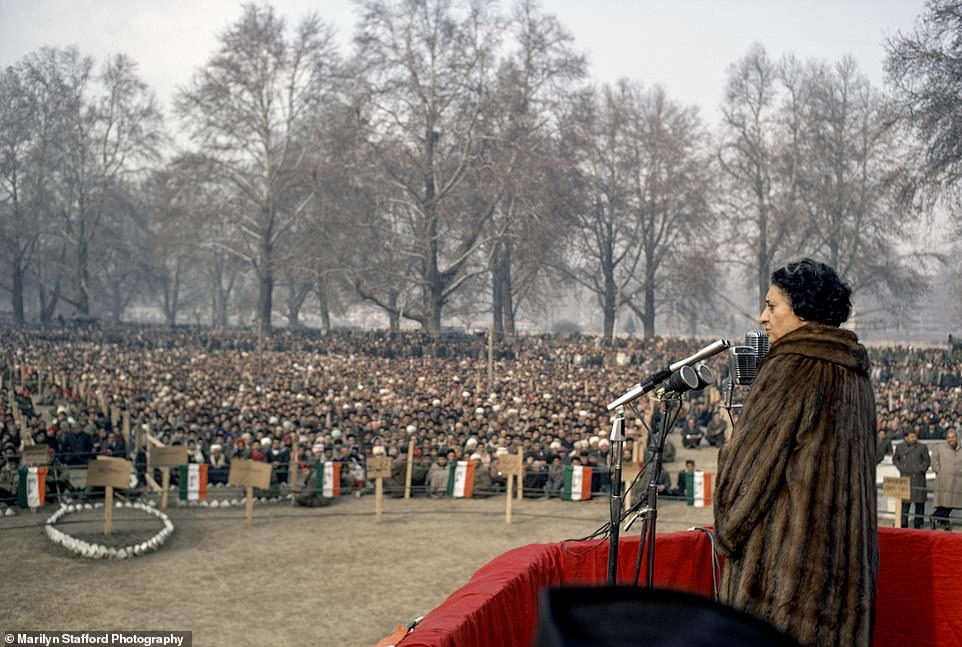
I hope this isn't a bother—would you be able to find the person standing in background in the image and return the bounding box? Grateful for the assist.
[930,429,961,530]
[893,429,930,529]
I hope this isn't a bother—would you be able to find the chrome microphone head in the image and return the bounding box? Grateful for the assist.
[729,346,757,386]
[745,328,770,363]
[693,362,713,390]
[665,365,699,393]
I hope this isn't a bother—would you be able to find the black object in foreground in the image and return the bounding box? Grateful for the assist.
[532,586,802,647]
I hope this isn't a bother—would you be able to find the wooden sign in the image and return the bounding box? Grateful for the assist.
[883,476,911,500]
[498,452,523,476]
[229,459,272,489]
[367,456,392,479]
[150,445,188,467]
[87,458,132,489]
[22,444,50,466]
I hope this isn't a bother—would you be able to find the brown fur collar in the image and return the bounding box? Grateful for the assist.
[764,323,869,375]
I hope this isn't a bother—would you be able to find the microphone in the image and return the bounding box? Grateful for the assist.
[745,328,770,363]
[729,346,757,386]
[607,339,730,410]
[692,362,713,390]
[728,329,770,387]
[660,365,699,394]
[668,339,732,372]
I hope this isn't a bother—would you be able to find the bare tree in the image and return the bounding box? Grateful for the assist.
[176,3,340,335]
[0,64,51,323]
[350,0,503,337]
[555,84,634,342]
[886,0,962,218]
[558,81,712,341]
[717,45,806,312]
[0,48,162,322]
[482,0,586,337]
[619,84,713,338]
[795,57,926,306]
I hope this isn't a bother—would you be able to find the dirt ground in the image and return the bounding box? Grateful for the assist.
[1,445,717,647]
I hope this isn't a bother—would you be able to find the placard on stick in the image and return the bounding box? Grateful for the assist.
[883,476,911,500]
[883,476,911,529]
[499,453,524,525]
[150,445,188,467]
[229,460,272,525]
[229,459,272,489]
[87,458,132,490]
[367,456,392,479]
[367,456,392,522]
[22,444,50,466]
[498,453,523,476]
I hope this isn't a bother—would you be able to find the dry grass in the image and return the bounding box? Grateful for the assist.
[1,481,716,647]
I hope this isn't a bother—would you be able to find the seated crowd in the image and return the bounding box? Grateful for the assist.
[0,326,960,508]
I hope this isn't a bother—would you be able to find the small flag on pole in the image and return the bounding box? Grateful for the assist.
[446,460,475,498]
[562,465,592,501]
[18,466,47,508]
[314,461,341,498]
[179,464,208,501]
[685,470,713,507]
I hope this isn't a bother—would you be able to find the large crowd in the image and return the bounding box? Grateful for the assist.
[0,325,960,511]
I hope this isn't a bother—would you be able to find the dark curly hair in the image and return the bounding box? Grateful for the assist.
[771,258,852,327]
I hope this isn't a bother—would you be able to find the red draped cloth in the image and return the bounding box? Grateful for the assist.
[395,528,962,647]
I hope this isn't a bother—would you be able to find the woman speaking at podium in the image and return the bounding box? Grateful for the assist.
[714,258,878,647]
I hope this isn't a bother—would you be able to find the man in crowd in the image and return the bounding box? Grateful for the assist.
[930,429,961,530]
[893,429,931,528]
[671,459,696,498]
[426,454,448,498]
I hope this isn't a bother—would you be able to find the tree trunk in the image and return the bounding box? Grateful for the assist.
[386,288,399,333]
[643,279,656,339]
[491,240,515,339]
[256,237,273,336]
[317,277,332,334]
[38,280,61,324]
[209,260,233,328]
[602,269,616,344]
[110,281,123,324]
[12,259,25,325]
[163,261,181,328]
[426,286,443,337]
[502,241,515,337]
[423,125,443,339]
[491,242,505,338]
[77,238,90,316]
[286,283,310,328]
[215,287,229,328]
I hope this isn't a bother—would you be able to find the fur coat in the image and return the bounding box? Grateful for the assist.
[714,324,878,647]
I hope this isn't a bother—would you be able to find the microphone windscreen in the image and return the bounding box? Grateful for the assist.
[693,363,713,389]
[745,329,770,362]
[729,346,756,386]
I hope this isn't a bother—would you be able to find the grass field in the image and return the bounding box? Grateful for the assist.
[1,457,717,647]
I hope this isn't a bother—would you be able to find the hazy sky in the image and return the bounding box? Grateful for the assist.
[0,0,927,123]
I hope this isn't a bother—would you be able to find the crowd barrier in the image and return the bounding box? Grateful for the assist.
[391,528,962,647]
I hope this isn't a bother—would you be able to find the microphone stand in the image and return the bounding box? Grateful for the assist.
[606,406,625,585]
[630,390,682,588]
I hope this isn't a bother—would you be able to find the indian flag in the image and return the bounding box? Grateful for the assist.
[562,465,592,500]
[314,461,341,498]
[446,460,475,498]
[179,464,208,501]
[685,470,713,507]
[17,466,47,508]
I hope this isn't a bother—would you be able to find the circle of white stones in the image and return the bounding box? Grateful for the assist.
[45,501,174,559]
